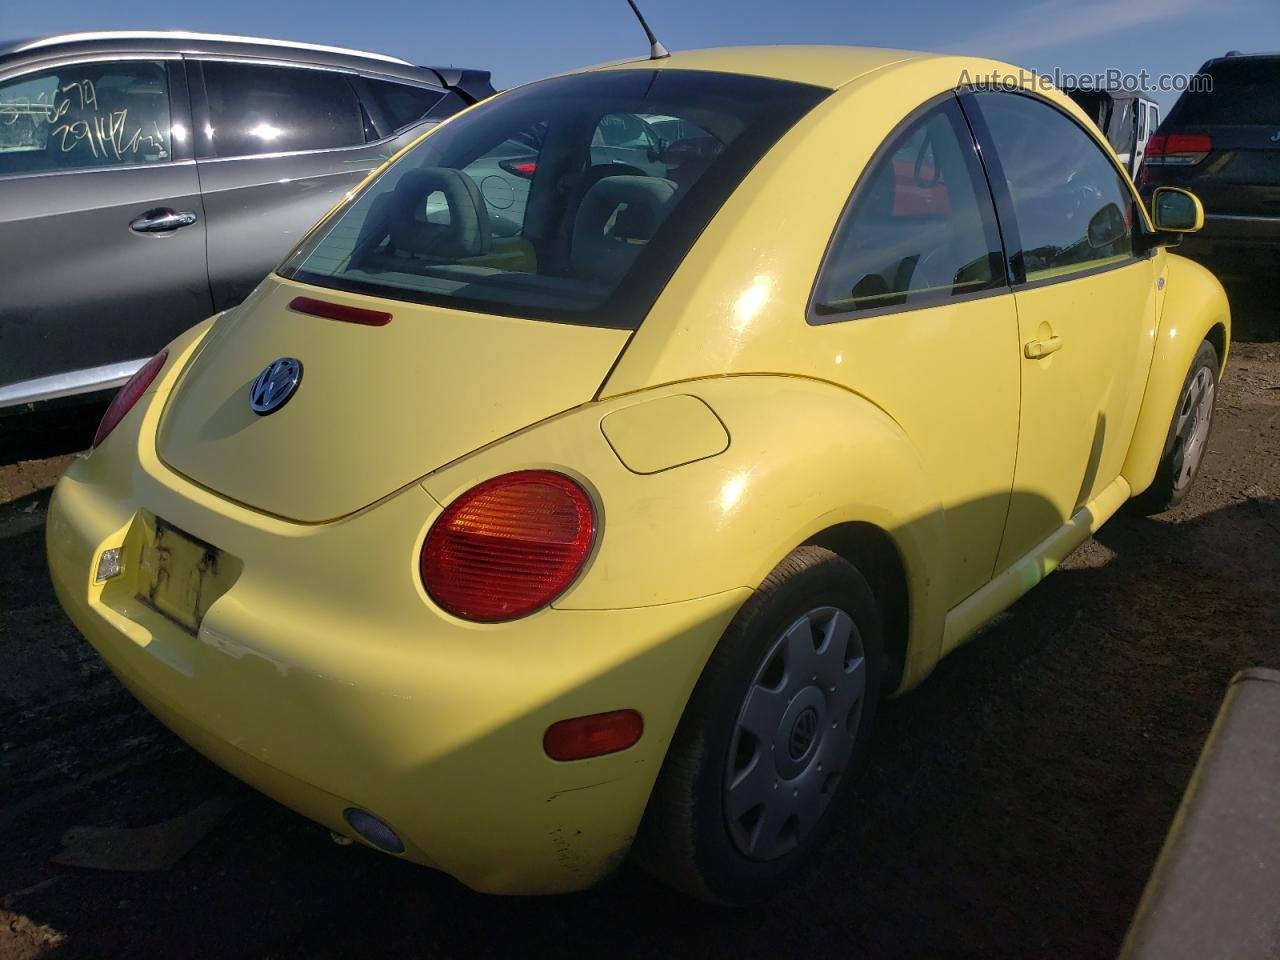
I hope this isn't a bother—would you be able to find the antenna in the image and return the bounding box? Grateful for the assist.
[625,0,670,59]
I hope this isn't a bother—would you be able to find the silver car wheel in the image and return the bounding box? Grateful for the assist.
[1174,366,1215,490]
[724,606,867,861]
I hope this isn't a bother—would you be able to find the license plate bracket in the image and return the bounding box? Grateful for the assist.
[136,519,227,635]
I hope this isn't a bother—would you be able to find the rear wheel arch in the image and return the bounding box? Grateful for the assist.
[804,522,910,694]
[1205,321,1228,377]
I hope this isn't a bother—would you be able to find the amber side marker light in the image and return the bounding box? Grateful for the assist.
[93,350,168,448]
[287,295,392,326]
[544,710,644,761]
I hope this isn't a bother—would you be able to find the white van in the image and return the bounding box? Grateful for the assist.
[1064,88,1161,176]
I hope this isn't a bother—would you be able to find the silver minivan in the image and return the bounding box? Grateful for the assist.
[0,31,492,411]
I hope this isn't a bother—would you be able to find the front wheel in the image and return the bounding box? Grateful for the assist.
[635,546,883,905]
[1131,340,1220,515]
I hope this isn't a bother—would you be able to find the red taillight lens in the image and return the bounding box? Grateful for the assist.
[421,470,595,622]
[1145,132,1211,166]
[498,158,538,179]
[544,710,643,761]
[92,350,168,448]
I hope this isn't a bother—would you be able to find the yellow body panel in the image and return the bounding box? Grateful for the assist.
[156,276,629,522]
[47,45,1231,895]
[592,45,922,88]
[995,259,1158,568]
[48,332,747,892]
[599,394,729,474]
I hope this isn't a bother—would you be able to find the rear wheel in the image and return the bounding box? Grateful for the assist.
[1131,340,1219,515]
[636,546,883,905]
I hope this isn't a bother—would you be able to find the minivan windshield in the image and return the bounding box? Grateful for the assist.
[279,69,828,329]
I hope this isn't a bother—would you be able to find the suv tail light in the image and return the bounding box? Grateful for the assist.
[1145,133,1213,166]
[420,471,595,622]
[92,350,168,448]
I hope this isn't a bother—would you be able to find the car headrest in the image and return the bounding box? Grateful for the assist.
[571,175,677,284]
[388,167,490,259]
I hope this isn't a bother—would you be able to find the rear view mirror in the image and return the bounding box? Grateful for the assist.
[1088,203,1128,249]
[1152,187,1204,233]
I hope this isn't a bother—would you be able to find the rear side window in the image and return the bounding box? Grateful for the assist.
[812,97,1007,318]
[1172,58,1280,126]
[280,69,828,329]
[0,61,171,177]
[354,77,445,137]
[201,61,364,157]
[973,91,1137,283]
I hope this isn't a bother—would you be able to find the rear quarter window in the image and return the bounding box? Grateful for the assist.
[353,77,446,137]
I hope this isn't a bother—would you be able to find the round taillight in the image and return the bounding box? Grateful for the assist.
[93,350,168,448]
[421,470,595,622]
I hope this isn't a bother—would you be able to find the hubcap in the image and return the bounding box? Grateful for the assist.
[724,606,867,861]
[1173,367,1215,490]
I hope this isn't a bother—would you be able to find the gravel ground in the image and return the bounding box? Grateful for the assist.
[1,282,1277,960]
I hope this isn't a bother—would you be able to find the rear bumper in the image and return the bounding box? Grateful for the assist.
[1168,230,1280,279]
[47,417,746,894]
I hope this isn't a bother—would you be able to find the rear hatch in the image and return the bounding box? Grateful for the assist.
[157,277,630,522]
[1147,57,1280,216]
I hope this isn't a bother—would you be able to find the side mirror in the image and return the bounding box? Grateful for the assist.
[1151,187,1204,233]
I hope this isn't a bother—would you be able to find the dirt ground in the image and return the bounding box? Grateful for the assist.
[1,282,1277,960]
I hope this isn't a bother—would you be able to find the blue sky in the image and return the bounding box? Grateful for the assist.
[4,0,1275,109]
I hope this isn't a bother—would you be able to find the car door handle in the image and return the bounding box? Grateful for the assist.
[130,208,198,233]
[1024,336,1064,359]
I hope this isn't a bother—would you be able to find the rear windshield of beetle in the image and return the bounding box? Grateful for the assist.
[279,70,828,329]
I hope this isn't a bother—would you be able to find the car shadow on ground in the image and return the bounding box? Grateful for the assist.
[3,477,1277,959]
[0,400,106,469]
[1223,275,1280,343]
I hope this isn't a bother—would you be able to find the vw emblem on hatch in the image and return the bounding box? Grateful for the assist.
[248,357,303,415]
[1272,130,1280,143]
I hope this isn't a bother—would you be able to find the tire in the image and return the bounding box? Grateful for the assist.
[635,546,884,905]
[1130,340,1220,515]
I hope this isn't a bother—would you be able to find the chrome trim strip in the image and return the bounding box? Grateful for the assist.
[195,135,416,164]
[0,158,196,185]
[0,358,146,407]
[1206,213,1280,224]
[0,53,183,86]
[7,31,412,65]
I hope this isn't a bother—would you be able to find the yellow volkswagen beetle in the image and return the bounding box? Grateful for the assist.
[47,45,1228,904]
